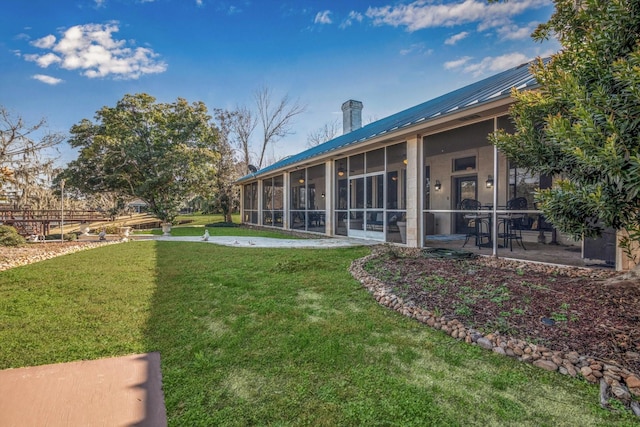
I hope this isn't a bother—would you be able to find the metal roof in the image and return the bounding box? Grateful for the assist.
[237,59,539,183]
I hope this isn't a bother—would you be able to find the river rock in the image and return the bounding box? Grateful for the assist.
[533,360,558,372]
[477,337,493,350]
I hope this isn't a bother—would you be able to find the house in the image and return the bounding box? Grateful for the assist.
[236,60,634,271]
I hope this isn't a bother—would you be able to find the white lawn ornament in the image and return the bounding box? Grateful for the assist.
[202,229,210,241]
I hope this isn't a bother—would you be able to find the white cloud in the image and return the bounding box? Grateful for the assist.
[32,74,63,85]
[31,34,56,49]
[314,10,332,25]
[445,52,531,76]
[25,52,61,68]
[366,0,550,32]
[196,0,203,6]
[444,31,469,45]
[399,42,432,56]
[444,56,472,70]
[497,22,539,40]
[23,23,167,80]
[340,11,364,28]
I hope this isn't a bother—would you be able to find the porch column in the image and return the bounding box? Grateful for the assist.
[325,161,334,236]
[239,185,245,224]
[256,180,264,226]
[492,118,499,257]
[406,134,421,247]
[283,173,290,229]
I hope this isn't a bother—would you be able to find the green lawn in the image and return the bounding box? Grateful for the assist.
[139,213,297,238]
[0,240,636,426]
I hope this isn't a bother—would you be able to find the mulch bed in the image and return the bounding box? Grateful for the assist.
[365,250,640,375]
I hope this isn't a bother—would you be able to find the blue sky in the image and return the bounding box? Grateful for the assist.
[1,0,557,166]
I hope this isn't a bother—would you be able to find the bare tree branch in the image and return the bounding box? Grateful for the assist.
[254,86,306,168]
[306,118,340,147]
[229,105,257,172]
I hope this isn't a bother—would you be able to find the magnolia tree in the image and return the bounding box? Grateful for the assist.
[60,94,219,224]
[492,0,640,267]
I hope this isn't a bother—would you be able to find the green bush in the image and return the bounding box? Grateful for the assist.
[45,233,78,241]
[102,225,120,234]
[0,225,26,247]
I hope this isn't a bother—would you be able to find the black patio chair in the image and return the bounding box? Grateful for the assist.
[499,197,528,251]
[459,199,489,248]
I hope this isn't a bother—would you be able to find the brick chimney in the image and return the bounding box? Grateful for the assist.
[341,100,363,134]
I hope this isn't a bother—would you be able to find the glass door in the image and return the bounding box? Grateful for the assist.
[454,176,477,233]
[348,173,385,240]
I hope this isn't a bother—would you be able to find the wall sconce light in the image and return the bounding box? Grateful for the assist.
[486,175,494,188]
[434,180,441,191]
[391,175,398,181]
[321,192,325,198]
[298,178,305,184]
[403,157,408,165]
[337,168,345,177]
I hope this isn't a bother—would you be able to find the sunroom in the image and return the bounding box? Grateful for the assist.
[237,60,622,270]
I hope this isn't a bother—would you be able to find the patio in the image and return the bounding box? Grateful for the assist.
[424,234,613,269]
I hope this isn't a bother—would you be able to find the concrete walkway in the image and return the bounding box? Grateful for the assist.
[0,353,166,427]
[137,234,378,248]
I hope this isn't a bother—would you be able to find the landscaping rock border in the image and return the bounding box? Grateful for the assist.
[0,241,122,272]
[349,246,640,417]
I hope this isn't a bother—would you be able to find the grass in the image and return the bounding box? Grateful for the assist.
[0,240,637,426]
[136,213,299,239]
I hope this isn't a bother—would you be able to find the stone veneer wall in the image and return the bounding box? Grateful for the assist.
[349,247,640,416]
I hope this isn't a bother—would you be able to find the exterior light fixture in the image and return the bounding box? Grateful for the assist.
[434,180,441,191]
[486,175,494,188]
[337,168,345,177]
[299,178,305,184]
[321,192,325,198]
[403,158,408,165]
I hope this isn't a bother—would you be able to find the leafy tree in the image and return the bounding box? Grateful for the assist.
[60,93,219,224]
[492,0,640,265]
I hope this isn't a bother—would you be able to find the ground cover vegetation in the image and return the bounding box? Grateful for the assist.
[0,240,637,425]
[364,250,639,376]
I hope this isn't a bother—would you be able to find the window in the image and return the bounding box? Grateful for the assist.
[508,164,551,208]
[453,156,476,172]
[262,176,284,227]
[243,182,258,224]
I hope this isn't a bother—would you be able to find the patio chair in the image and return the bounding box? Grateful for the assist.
[459,199,489,248]
[499,197,528,251]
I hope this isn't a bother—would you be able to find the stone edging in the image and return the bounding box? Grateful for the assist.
[349,247,640,416]
[0,241,123,272]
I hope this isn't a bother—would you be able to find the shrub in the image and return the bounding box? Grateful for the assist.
[45,233,78,241]
[0,225,26,247]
